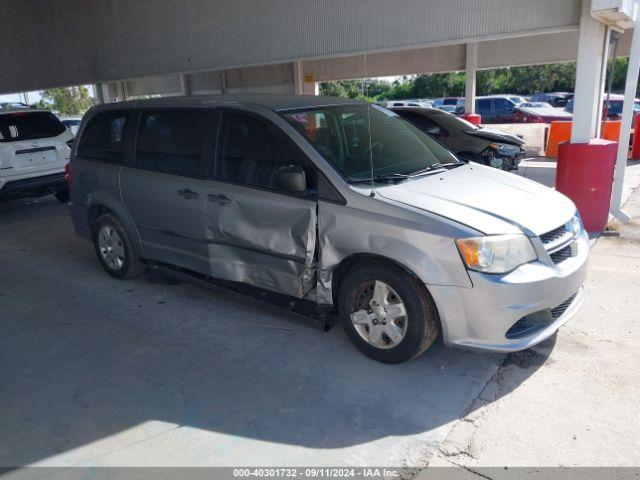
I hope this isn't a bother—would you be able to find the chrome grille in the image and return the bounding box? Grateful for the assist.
[540,224,569,245]
[551,292,578,319]
[550,245,572,264]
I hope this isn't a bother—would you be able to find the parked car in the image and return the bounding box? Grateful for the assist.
[436,104,458,113]
[0,101,30,110]
[389,106,524,170]
[514,102,573,123]
[386,100,434,108]
[530,92,573,108]
[565,93,640,120]
[68,95,588,363]
[0,109,73,203]
[61,117,82,135]
[433,97,464,110]
[455,95,523,123]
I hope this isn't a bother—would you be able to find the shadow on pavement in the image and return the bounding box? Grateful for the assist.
[0,198,555,467]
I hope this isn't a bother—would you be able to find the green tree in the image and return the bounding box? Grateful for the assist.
[319,60,639,101]
[39,86,94,115]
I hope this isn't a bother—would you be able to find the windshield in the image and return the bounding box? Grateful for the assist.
[281,104,460,183]
[521,102,552,108]
[0,111,66,142]
[605,100,640,115]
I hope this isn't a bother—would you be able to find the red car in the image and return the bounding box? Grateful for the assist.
[514,102,573,123]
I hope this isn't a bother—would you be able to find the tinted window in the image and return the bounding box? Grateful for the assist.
[0,111,66,143]
[494,98,513,111]
[77,111,129,162]
[476,99,492,113]
[216,111,310,191]
[397,112,448,137]
[135,110,208,176]
[607,101,623,115]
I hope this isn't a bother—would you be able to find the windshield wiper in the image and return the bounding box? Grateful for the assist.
[350,173,409,184]
[406,162,463,176]
[349,162,464,184]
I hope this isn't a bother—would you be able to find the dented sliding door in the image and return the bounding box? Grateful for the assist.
[204,179,317,298]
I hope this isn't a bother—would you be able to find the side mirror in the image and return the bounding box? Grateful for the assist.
[276,164,307,194]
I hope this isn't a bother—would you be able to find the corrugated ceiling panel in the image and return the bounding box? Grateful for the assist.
[1,0,581,92]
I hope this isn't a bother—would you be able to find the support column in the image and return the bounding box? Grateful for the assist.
[294,61,318,95]
[464,43,478,115]
[303,81,318,96]
[556,0,619,233]
[293,61,304,95]
[220,71,228,94]
[94,83,105,104]
[179,74,191,96]
[571,0,610,143]
[99,82,116,103]
[610,16,640,222]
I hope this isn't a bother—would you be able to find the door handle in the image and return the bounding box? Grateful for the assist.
[177,188,200,200]
[207,193,232,205]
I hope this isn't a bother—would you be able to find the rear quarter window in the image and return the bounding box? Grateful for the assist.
[0,111,66,142]
[77,111,130,163]
[135,109,208,177]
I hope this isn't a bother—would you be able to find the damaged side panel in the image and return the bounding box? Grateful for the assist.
[205,179,317,298]
[315,197,475,305]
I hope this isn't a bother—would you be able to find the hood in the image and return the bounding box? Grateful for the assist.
[464,127,524,146]
[521,106,573,119]
[376,164,576,236]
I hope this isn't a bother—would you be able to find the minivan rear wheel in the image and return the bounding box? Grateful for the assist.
[338,262,440,363]
[92,213,145,279]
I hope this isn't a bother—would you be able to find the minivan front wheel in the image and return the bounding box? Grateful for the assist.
[92,213,145,279]
[338,263,440,363]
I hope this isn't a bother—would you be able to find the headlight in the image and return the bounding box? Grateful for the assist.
[569,214,582,236]
[455,235,537,274]
[490,142,521,156]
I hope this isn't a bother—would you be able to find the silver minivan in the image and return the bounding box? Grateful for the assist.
[68,95,588,363]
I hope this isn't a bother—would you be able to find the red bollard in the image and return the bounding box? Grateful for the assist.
[461,113,482,125]
[632,113,640,160]
[556,139,617,233]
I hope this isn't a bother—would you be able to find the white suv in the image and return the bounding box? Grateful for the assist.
[0,109,73,203]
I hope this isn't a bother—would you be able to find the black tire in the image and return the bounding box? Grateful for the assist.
[54,189,70,203]
[338,262,440,363]
[92,213,146,279]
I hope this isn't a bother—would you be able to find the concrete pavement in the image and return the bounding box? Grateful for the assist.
[2,166,639,472]
[0,197,504,469]
[425,184,640,470]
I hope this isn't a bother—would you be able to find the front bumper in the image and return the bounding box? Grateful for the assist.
[429,230,589,352]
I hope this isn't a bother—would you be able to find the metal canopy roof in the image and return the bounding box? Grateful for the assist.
[2,0,583,94]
